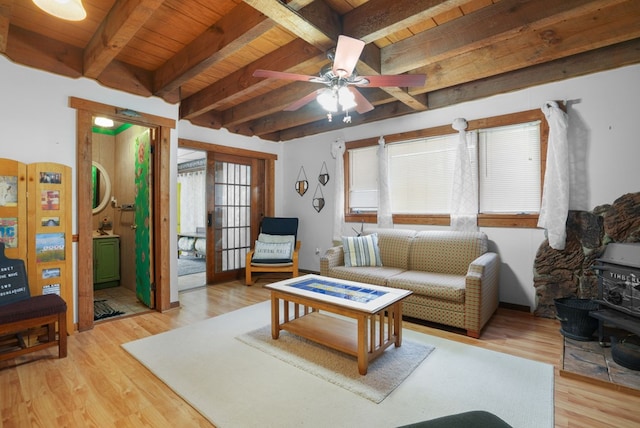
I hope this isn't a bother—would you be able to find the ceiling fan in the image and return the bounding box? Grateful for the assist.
[253,35,426,123]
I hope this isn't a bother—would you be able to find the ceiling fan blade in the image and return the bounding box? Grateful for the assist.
[332,35,365,78]
[284,90,321,111]
[355,74,426,88]
[253,69,317,82]
[348,87,374,114]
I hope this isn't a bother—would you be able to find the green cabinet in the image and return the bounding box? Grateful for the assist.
[93,236,120,289]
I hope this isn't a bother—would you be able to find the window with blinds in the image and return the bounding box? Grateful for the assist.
[348,117,542,220]
[478,121,541,213]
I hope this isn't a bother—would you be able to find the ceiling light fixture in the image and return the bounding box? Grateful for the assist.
[317,83,357,123]
[94,117,114,128]
[33,0,87,21]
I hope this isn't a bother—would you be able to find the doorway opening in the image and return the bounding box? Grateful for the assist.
[72,97,175,332]
[177,147,207,292]
[92,122,155,320]
[178,138,277,286]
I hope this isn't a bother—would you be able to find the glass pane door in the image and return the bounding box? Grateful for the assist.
[211,157,251,276]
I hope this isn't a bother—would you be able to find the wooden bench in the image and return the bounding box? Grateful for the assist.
[0,294,67,361]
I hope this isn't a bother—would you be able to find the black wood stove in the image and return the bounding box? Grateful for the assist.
[591,242,640,345]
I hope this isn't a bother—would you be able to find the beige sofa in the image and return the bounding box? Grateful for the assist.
[320,229,500,338]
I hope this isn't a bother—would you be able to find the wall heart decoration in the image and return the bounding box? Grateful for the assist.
[313,197,325,212]
[295,180,308,196]
[295,166,308,196]
[318,161,330,185]
[312,183,325,212]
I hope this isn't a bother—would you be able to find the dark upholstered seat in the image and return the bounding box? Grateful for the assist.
[0,294,68,361]
[0,294,67,324]
[396,411,513,428]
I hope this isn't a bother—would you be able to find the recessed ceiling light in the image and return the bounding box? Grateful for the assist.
[94,117,114,128]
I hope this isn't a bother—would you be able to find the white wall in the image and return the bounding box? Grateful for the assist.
[282,63,640,311]
[0,56,282,320]
[2,53,639,315]
[177,121,285,212]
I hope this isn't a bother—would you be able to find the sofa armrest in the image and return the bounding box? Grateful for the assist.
[320,246,344,276]
[464,252,500,337]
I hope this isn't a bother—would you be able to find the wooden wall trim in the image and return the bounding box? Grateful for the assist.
[72,96,174,330]
[69,97,176,129]
[76,109,93,332]
[156,126,171,311]
[179,138,278,161]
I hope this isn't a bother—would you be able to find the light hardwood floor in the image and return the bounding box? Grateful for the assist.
[2,280,640,427]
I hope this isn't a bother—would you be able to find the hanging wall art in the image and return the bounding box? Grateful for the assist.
[312,183,325,212]
[295,166,308,196]
[318,161,330,186]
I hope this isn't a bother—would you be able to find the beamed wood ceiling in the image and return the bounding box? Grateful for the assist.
[2,0,640,141]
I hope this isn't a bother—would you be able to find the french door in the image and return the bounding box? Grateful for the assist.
[206,152,265,283]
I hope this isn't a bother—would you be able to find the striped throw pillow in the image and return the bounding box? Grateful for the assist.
[342,233,382,267]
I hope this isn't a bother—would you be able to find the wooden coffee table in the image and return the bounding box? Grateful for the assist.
[263,274,412,375]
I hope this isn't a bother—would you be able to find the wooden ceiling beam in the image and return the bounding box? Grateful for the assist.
[83,0,164,79]
[222,81,321,127]
[4,25,83,78]
[343,0,467,43]
[382,0,630,75]
[187,110,223,130]
[0,0,13,53]
[152,2,274,97]
[427,39,640,110]
[411,0,640,94]
[177,0,324,119]
[180,38,323,119]
[244,0,340,50]
[95,60,155,98]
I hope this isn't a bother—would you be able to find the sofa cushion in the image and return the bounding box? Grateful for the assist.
[365,229,416,269]
[409,231,487,275]
[387,270,466,303]
[325,266,405,287]
[342,234,382,267]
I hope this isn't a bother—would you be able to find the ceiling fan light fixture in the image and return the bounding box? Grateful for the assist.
[33,0,87,21]
[317,89,338,112]
[337,87,357,111]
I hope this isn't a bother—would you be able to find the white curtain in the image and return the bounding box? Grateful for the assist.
[377,136,393,228]
[177,170,206,233]
[538,101,569,250]
[450,118,478,231]
[331,140,346,242]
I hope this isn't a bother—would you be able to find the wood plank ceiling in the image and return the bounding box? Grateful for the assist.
[2,0,640,142]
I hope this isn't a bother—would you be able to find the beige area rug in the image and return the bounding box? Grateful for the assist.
[122,301,554,428]
[237,324,434,403]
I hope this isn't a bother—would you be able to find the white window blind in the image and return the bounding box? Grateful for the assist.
[348,119,542,216]
[349,146,378,211]
[478,121,541,213]
[388,135,458,214]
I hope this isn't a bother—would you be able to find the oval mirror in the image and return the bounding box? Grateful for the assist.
[92,161,111,214]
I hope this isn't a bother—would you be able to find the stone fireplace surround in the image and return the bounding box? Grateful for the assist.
[534,192,640,318]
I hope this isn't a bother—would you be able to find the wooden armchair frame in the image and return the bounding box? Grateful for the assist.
[245,217,300,286]
[245,241,301,285]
